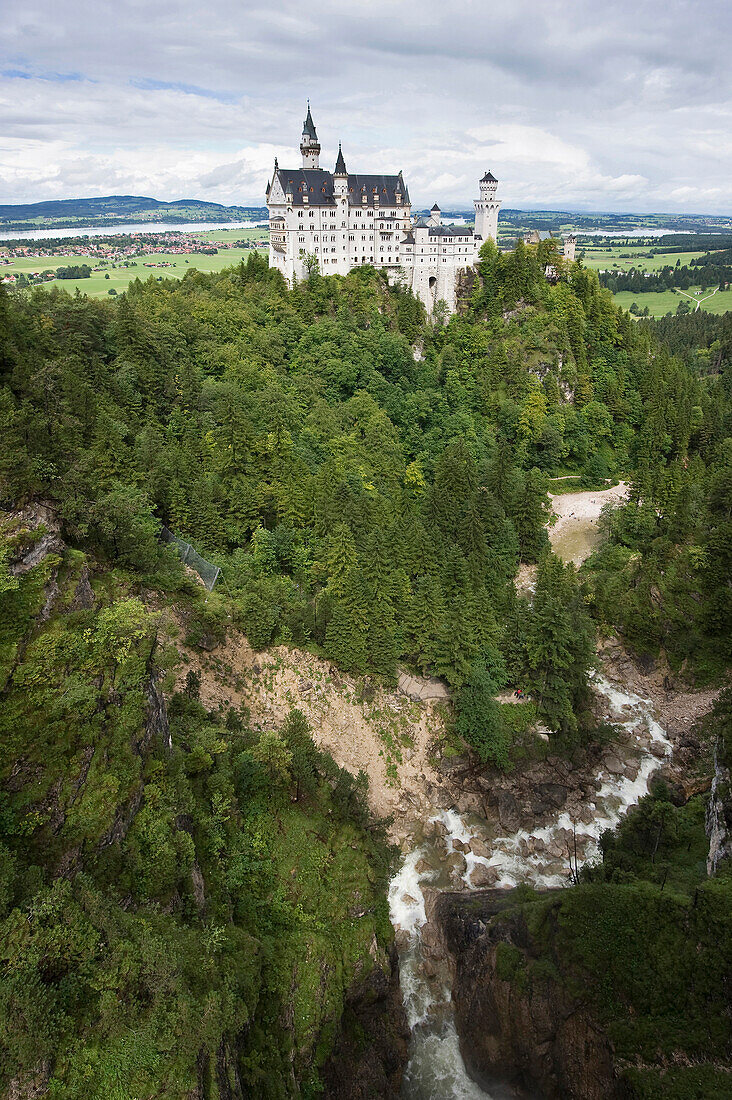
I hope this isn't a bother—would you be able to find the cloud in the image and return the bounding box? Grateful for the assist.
[0,0,730,212]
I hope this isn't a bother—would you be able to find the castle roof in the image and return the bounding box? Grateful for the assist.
[428,225,471,237]
[302,105,318,140]
[431,203,441,211]
[273,168,410,207]
[334,144,347,175]
[481,171,497,183]
[413,218,470,237]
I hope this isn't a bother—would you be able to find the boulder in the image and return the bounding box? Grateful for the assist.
[602,753,626,776]
[470,863,499,887]
[438,754,469,776]
[497,790,521,833]
[468,838,492,860]
[536,782,568,810]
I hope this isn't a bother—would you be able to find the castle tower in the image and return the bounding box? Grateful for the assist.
[333,143,348,198]
[474,171,501,243]
[300,102,321,169]
[428,203,441,227]
[563,234,577,262]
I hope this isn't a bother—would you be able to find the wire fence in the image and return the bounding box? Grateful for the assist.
[160,527,221,591]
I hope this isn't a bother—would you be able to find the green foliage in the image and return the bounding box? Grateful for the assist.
[0,244,691,705]
[505,554,596,734]
[499,869,732,1096]
[455,660,510,769]
[0,548,396,1097]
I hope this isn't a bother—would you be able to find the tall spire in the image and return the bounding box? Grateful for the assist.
[302,100,318,140]
[334,142,347,176]
[300,101,321,168]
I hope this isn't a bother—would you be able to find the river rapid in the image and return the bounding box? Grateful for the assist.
[388,488,672,1099]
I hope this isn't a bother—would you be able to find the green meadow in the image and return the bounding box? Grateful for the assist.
[614,285,732,318]
[0,227,268,298]
[581,246,714,273]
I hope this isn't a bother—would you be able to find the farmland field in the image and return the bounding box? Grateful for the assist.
[581,246,714,273]
[577,238,732,317]
[0,227,268,299]
[613,285,732,318]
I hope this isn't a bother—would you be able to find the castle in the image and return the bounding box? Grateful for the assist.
[266,105,501,313]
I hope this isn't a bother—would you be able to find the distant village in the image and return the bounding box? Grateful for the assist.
[0,229,268,286]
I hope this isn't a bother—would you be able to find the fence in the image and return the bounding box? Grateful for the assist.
[160,527,221,591]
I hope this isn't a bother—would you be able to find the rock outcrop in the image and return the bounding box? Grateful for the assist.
[433,889,619,1100]
[707,713,732,875]
[321,947,409,1099]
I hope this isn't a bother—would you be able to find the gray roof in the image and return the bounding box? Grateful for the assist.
[413,217,470,237]
[302,106,317,140]
[481,171,497,183]
[273,168,410,206]
[428,225,472,237]
[334,144,347,175]
[431,203,441,211]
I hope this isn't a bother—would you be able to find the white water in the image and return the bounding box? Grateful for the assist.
[389,671,672,1098]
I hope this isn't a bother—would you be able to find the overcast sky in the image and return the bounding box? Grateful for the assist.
[1,0,730,212]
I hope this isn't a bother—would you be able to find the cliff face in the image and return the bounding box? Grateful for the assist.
[434,890,618,1100]
[322,947,409,1099]
[706,694,732,875]
[0,513,407,1099]
[433,872,732,1100]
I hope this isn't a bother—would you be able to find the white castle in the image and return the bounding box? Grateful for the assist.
[266,105,501,313]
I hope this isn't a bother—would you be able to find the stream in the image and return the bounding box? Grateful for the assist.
[388,490,671,1099]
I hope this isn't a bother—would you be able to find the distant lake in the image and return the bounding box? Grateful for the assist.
[0,220,267,242]
[579,229,684,238]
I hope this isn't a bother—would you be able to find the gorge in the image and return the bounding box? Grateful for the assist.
[387,487,704,1099]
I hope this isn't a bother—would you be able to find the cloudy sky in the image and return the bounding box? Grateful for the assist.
[1,0,730,212]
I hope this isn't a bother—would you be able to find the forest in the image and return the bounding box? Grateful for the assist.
[1,238,731,1096]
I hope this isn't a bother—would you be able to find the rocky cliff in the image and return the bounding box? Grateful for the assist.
[431,868,732,1100]
[322,947,409,1099]
[706,691,732,875]
[432,889,617,1100]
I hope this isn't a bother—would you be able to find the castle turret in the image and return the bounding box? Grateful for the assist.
[563,234,577,262]
[300,102,321,169]
[474,171,501,244]
[428,203,441,227]
[333,143,348,198]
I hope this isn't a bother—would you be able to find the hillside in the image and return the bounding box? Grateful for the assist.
[0,195,267,231]
[1,240,731,1097]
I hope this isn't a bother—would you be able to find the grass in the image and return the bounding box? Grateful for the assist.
[577,242,732,317]
[581,246,716,273]
[613,285,732,318]
[0,227,269,299]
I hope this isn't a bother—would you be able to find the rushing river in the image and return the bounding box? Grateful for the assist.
[388,495,671,1098]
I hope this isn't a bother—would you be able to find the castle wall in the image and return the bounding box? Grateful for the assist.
[266,116,500,316]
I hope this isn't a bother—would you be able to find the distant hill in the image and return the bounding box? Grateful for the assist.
[0,194,268,230]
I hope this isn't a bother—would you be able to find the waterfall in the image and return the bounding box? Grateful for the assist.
[389,671,672,1099]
